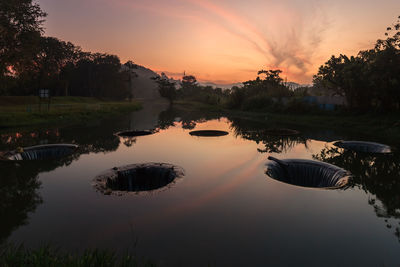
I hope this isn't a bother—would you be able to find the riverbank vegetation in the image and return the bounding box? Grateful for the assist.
[154,16,400,115]
[2,1,398,117]
[0,96,141,128]
[173,100,400,145]
[0,245,155,267]
[0,1,137,100]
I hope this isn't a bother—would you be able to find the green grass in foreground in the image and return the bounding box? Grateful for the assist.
[174,100,400,145]
[0,245,156,267]
[0,96,142,128]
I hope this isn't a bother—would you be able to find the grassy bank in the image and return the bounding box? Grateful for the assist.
[0,96,141,128]
[174,100,400,145]
[0,245,155,267]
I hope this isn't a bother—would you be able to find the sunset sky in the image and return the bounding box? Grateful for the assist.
[37,0,399,84]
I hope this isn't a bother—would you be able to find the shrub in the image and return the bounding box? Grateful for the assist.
[242,94,273,111]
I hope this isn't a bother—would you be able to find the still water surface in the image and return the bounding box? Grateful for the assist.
[1,107,399,266]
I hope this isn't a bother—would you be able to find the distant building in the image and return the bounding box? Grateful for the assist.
[303,95,347,111]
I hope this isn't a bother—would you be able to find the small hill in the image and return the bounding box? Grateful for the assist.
[122,64,161,100]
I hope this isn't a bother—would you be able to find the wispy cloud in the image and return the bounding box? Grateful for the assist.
[105,0,330,83]
[186,0,328,79]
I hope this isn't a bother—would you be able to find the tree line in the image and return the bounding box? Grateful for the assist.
[154,69,313,113]
[0,0,132,99]
[2,1,399,112]
[154,16,400,113]
[314,16,400,112]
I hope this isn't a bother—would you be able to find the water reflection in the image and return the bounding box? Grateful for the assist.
[121,136,137,147]
[157,106,222,131]
[0,114,133,156]
[314,146,400,241]
[157,107,308,154]
[0,163,42,243]
[0,104,168,244]
[1,106,399,264]
[0,120,125,241]
[229,118,307,153]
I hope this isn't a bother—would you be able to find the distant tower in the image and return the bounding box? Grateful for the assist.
[183,71,186,76]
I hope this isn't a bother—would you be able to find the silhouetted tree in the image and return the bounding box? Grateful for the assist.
[0,0,46,76]
[226,69,292,110]
[152,73,177,104]
[314,15,400,112]
[0,1,130,99]
[181,75,198,96]
[67,53,129,99]
[0,0,46,94]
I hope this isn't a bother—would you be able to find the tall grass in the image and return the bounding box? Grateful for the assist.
[0,245,156,267]
[0,96,142,128]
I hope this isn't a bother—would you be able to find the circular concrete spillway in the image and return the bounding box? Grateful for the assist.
[189,130,229,137]
[334,141,392,154]
[3,144,78,161]
[266,156,351,189]
[116,130,154,137]
[93,163,185,195]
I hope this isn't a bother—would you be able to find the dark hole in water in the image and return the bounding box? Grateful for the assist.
[2,144,78,161]
[334,141,392,154]
[266,156,350,189]
[116,130,154,137]
[189,130,229,137]
[94,163,184,195]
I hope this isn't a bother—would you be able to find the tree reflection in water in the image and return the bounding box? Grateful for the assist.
[0,163,42,244]
[229,118,307,153]
[121,137,137,147]
[157,106,223,131]
[158,107,308,154]
[0,116,126,156]
[314,146,400,241]
[0,149,92,244]
[0,117,132,244]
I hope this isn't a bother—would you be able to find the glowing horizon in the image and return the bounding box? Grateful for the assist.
[38,0,399,84]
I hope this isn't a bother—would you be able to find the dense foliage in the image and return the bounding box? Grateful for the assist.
[175,70,302,112]
[226,69,293,110]
[314,16,400,112]
[176,17,400,114]
[0,0,131,99]
[1,1,399,111]
[0,0,45,77]
[0,245,155,267]
[152,73,177,104]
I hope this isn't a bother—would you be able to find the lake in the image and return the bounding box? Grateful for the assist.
[1,106,399,266]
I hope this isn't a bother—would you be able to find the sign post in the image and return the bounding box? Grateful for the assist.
[39,89,51,112]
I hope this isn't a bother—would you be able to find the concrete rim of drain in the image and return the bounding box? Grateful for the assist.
[333,140,392,154]
[266,156,351,189]
[93,162,185,196]
[1,144,78,161]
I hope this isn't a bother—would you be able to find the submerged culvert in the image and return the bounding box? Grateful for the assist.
[116,130,154,138]
[189,130,229,137]
[266,156,351,189]
[2,144,78,161]
[93,163,185,195]
[333,141,392,154]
